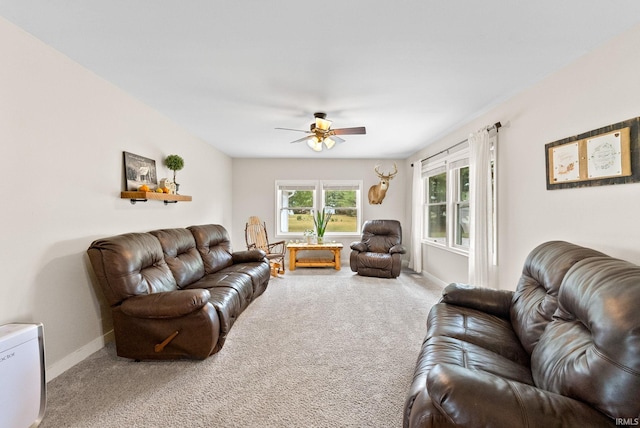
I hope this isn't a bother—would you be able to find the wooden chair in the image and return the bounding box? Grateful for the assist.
[245,216,286,275]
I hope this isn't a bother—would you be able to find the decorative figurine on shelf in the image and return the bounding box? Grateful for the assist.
[164,154,184,194]
[160,178,177,195]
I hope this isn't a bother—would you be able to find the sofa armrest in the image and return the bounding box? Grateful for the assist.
[428,364,614,427]
[232,249,267,263]
[350,242,367,252]
[390,244,406,254]
[441,282,514,319]
[120,289,211,319]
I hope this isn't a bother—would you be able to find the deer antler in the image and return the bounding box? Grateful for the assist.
[374,162,398,179]
[387,162,398,179]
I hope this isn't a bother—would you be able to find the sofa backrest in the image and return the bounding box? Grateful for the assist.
[510,241,606,354]
[531,256,640,420]
[361,219,402,253]
[149,228,205,288]
[87,232,178,307]
[188,224,234,274]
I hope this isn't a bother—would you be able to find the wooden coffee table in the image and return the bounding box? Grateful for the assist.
[287,242,344,270]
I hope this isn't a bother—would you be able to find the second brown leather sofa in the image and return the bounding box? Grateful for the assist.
[404,240,640,427]
[88,224,270,361]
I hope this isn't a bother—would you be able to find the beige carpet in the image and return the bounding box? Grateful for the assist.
[40,268,442,428]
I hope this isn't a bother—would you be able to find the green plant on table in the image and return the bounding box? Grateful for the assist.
[313,208,333,238]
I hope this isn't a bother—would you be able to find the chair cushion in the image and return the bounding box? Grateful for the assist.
[355,252,393,270]
[361,219,402,253]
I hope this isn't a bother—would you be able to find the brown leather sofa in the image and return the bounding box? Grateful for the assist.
[87,224,270,361]
[350,219,406,278]
[404,241,640,427]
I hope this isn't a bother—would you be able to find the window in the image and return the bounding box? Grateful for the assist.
[322,182,361,234]
[422,147,470,253]
[423,166,447,245]
[276,182,316,234]
[276,180,363,236]
[452,162,469,249]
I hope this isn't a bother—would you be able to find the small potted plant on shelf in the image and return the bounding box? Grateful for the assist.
[313,208,332,244]
[164,154,184,193]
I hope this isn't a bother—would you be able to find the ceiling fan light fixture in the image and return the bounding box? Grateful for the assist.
[323,137,336,149]
[307,137,323,152]
[278,112,365,152]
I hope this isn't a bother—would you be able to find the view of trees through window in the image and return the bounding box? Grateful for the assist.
[426,171,447,243]
[279,185,359,234]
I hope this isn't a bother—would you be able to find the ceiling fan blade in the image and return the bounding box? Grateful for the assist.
[289,135,315,144]
[331,126,366,136]
[275,127,311,133]
[332,135,346,144]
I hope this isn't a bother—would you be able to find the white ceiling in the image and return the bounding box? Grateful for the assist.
[2,1,640,159]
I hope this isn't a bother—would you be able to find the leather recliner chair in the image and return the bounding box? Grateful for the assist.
[350,219,406,278]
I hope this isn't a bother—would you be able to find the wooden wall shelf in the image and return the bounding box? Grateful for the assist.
[121,191,192,205]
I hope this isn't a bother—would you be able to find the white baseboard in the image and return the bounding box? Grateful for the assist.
[421,270,448,288]
[46,330,114,382]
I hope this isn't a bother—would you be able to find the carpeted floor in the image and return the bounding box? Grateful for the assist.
[40,268,442,428]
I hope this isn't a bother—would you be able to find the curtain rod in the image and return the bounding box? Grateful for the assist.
[411,121,501,167]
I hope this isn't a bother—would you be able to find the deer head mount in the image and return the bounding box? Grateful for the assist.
[368,162,398,204]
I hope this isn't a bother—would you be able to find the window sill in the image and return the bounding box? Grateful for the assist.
[422,239,469,257]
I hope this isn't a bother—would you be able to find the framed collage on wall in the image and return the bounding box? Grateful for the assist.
[545,116,640,190]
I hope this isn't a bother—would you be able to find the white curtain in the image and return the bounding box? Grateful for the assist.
[468,128,495,287]
[409,161,423,273]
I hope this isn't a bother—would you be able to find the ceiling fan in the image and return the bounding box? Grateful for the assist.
[275,112,366,152]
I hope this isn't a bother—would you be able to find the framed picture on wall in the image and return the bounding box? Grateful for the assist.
[123,152,158,191]
[545,116,639,190]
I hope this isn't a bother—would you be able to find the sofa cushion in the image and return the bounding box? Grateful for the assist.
[427,303,530,367]
[88,232,178,306]
[419,335,534,385]
[427,364,615,428]
[149,228,205,288]
[189,272,254,312]
[188,224,234,274]
[221,262,270,297]
[510,241,606,354]
[202,286,244,350]
[532,256,640,420]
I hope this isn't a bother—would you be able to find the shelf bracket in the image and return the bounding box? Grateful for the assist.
[129,199,148,205]
[163,200,178,205]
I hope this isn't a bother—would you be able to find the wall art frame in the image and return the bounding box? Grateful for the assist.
[123,151,158,191]
[545,116,640,190]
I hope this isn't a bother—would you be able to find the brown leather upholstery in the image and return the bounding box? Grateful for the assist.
[404,241,639,427]
[87,224,270,360]
[349,219,406,278]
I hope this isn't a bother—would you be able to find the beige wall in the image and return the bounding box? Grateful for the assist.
[231,158,408,262]
[0,18,233,379]
[408,23,640,290]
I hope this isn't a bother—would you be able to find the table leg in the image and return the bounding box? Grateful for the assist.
[289,248,297,270]
[334,249,341,270]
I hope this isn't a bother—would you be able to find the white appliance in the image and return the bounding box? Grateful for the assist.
[0,324,46,428]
